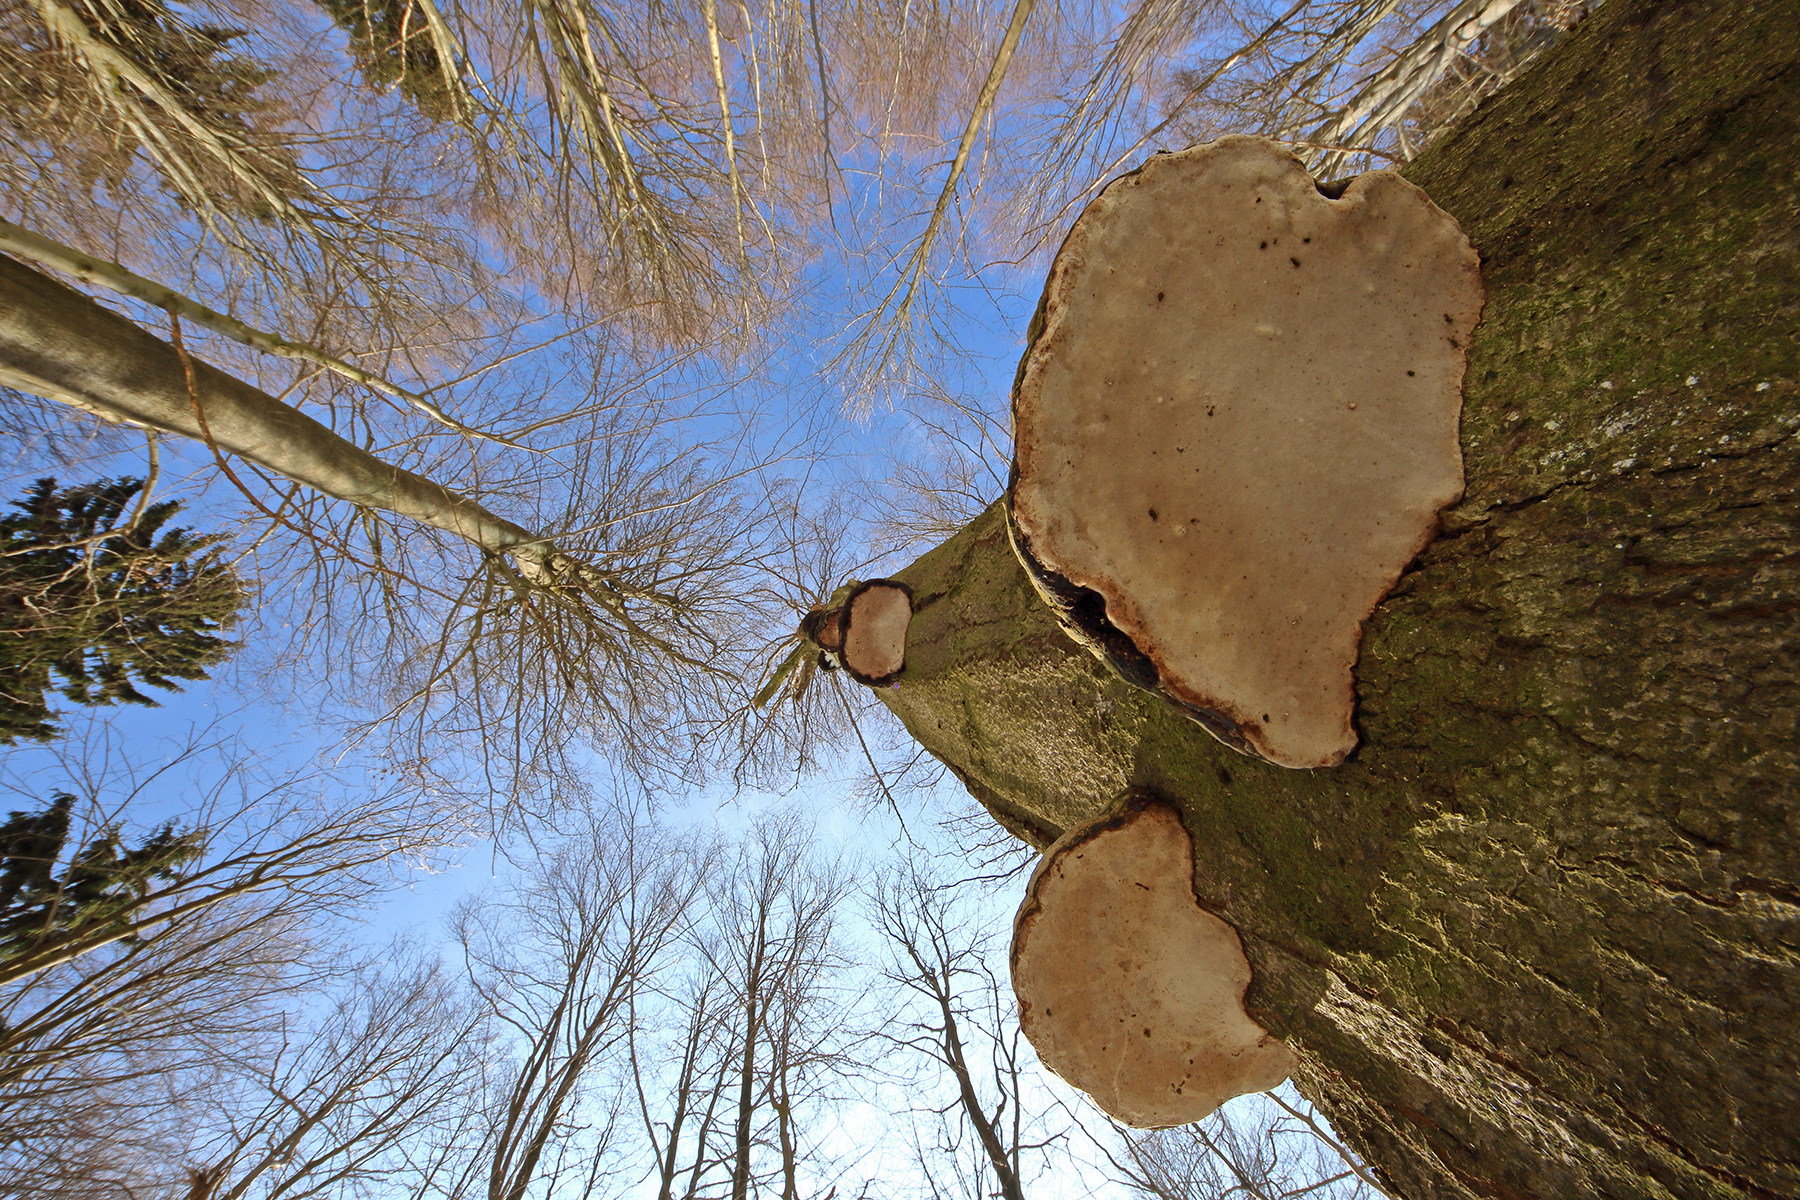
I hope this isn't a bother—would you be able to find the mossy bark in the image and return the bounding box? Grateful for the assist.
[877,0,1800,1196]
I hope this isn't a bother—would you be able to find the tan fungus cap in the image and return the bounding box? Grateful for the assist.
[1011,794,1296,1127]
[1009,136,1484,768]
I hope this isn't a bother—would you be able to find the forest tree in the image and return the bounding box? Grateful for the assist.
[858,0,1800,1195]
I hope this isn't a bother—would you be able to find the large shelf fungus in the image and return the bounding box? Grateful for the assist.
[1011,794,1296,1127]
[1008,136,1484,769]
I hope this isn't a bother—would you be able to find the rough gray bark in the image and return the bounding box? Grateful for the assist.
[0,254,555,577]
[874,0,1800,1196]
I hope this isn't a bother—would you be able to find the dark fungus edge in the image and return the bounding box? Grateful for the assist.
[1010,789,1175,981]
[1003,495,1268,762]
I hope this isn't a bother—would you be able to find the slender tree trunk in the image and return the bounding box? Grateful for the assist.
[876,1,1800,1197]
[774,1088,798,1200]
[730,917,767,1200]
[936,987,1026,1200]
[680,1056,730,1200]
[645,988,711,1200]
[0,254,555,578]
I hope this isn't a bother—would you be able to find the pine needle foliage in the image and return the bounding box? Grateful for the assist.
[0,0,302,219]
[0,791,202,965]
[312,0,458,119]
[0,476,241,744]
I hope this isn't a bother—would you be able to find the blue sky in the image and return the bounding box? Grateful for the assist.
[0,3,1404,1188]
[0,192,1375,1200]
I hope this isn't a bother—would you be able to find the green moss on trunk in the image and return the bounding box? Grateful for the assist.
[879,0,1800,1195]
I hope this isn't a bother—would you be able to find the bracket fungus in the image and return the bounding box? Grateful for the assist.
[1011,794,1295,1127]
[1008,135,1484,768]
[799,579,912,686]
[839,579,912,685]
[811,608,845,655]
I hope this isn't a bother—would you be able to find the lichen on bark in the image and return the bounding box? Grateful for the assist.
[876,0,1800,1195]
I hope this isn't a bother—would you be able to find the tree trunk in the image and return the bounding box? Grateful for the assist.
[730,916,766,1200]
[0,254,554,578]
[938,991,1027,1200]
[876,0,1800,1197]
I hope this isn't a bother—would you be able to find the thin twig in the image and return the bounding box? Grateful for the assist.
[1262,1090,1394,1197]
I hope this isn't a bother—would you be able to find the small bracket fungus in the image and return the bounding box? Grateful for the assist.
[755,579,912,708]
[839,579,912,685]
[1008,136,1484,768]
[803,579,912,686]
[1011,794,1295,1127]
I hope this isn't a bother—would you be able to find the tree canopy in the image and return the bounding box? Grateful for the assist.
[0,790,202,963]
[0,475,239,743]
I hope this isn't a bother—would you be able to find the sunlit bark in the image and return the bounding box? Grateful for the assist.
[0,254,558,580]
[874,0,1800,1195]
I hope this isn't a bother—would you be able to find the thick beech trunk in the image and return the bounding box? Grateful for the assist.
[0,255,553,576]
[878,1,1799,1196]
